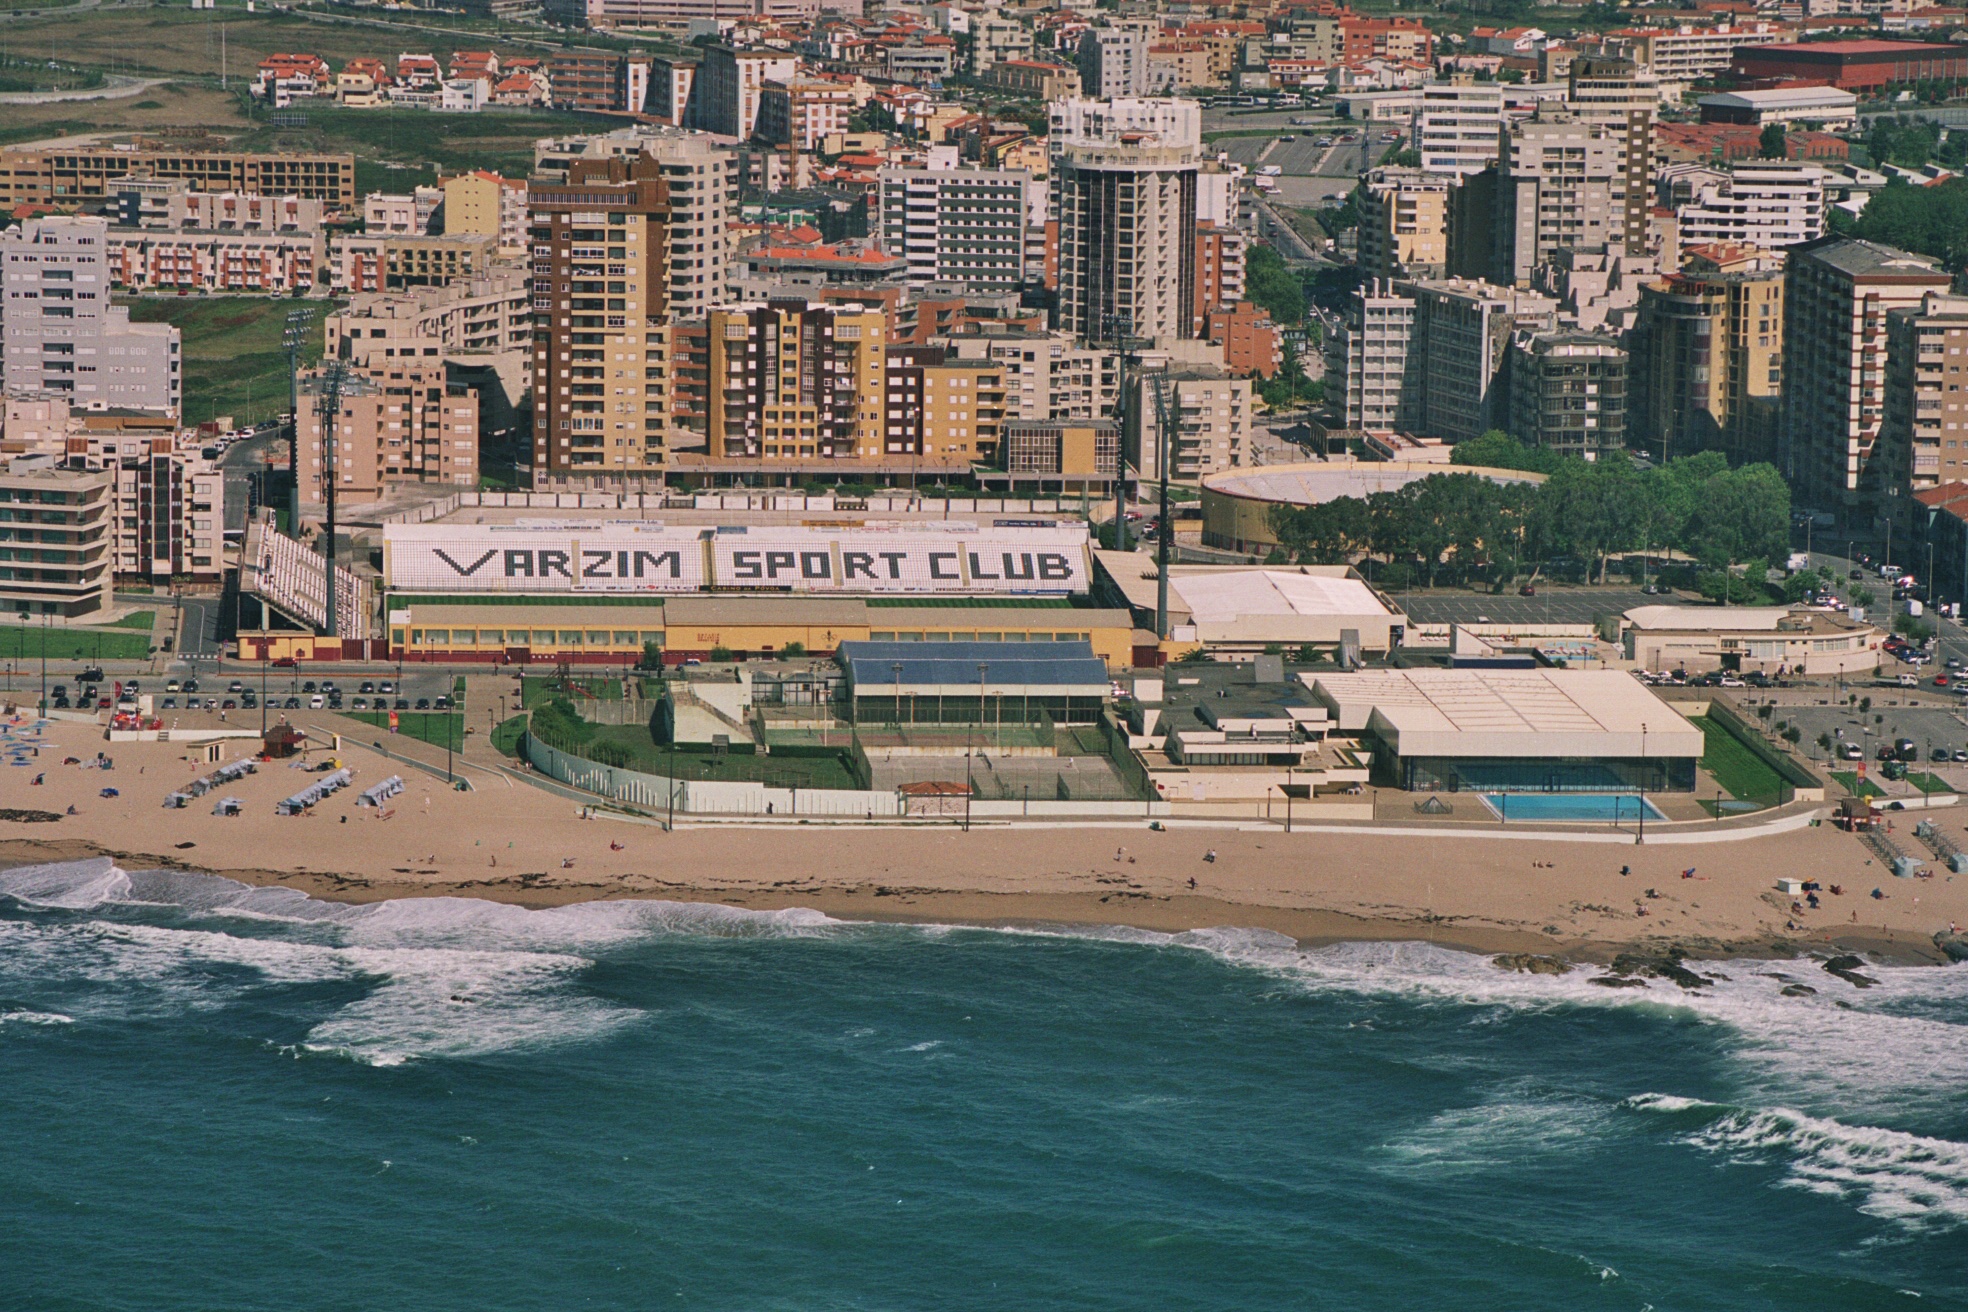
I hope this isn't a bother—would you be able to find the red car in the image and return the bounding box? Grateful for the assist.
[271,657,297,668]
[1937,674,1951,688]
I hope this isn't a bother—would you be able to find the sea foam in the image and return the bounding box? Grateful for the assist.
[1626,1094,1968,1232]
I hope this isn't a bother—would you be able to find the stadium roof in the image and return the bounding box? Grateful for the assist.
[1202,460,1544,508]
[837,640,1111,696]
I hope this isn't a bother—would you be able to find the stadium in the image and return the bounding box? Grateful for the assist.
[239,505,1144,668]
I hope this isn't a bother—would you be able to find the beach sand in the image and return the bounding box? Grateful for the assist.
[5,718,1966,965]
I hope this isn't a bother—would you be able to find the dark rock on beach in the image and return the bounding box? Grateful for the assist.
[1935,932,1968,965]
[1780,984,1817,997]
[1607,951,1710,990]
[1588,976,1648,989]
[1491,953,1570,976]
[1821,955,1878,988]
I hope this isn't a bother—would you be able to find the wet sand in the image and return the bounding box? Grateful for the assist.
[4,718,1965,965]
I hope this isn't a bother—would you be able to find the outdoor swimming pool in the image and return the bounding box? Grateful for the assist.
[1478,792,1667,823]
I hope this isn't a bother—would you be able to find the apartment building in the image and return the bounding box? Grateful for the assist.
[1597,21,1790,82]
[1667,162,1827,252]
[104,229,321,294]
[1416,80,1555,176]
[754,79,857,152]
[1130,368,1251,481]
[1488,108,1623,289]
[1357,166,1450,282]
[1782,237,1951,527]
[331,233,499,294]
[1882,292,1968,532]
[1052,99,1199,343]
[364,188,444,236]
[297,359,480,506]
[972,14,1034,76]
[1205,302,1283,379]
[1628,260,1785,466]
[1192,222,1248,333]
[0,216,182,416]
[0,460,112,616]
[527,155,674,480]
[1001,418,1117,481]
[0,145,356,207]
[878,162,1030,291]
[112,180,323,233]
[1337,281,1422,431]
[1078,26,1164,99]
[1412,278,1558,442]
[1565,56,1657,259]
[110,452,225,584]
[985,59,1081,101]
[688,46,799,140]
[442,171,528,253]
[1506,331,1628,458]
[946,330,1121,423]
[327,269,534,362]
[707,299,886,463]
[548,52,625,112]
[883,345,1006,464]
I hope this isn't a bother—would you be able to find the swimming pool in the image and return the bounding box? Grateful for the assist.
[1478,792,1667,823]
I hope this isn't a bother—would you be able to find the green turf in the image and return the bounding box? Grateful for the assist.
[521,675,627,707]
[104,611,157,630]
[1690,716,1788,801]
[1830,771,1886,800]
[490,713,529,758]
[1906,771,1957,795]
[123,295,333,429]
[0,625,151,663]
[346,709,462,752]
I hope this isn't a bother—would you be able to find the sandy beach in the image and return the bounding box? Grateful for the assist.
[5,716,1967,964]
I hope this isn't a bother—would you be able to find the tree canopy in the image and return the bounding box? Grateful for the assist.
[1267,447,1789,588]
[1246,242,1307,325]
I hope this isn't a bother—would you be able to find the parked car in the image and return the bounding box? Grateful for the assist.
[1842,744,1864,760]
[284,696,301,709]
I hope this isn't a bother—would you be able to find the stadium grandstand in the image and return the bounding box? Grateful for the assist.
[240,519,377,644]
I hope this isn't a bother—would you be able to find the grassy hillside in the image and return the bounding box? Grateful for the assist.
[123,297,334,429]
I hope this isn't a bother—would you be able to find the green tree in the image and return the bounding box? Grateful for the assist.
[1245,242,1306,325]
[1449,429,1569,475]
[1759,123,1789,158]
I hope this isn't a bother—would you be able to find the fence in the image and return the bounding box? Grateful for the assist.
[1704,697,1826,804]
[376,489,1081,525]
[524,732,903,817]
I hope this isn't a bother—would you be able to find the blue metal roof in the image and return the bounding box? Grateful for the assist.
[838,640,1110,692]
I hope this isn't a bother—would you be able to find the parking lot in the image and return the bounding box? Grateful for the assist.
[108,668,463,715]
[1774,701,1968,769]
[1214,131,1388,178]
[1398,589,1662,626]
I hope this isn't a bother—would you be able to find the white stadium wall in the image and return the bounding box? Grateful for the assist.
[383,523,1094,596]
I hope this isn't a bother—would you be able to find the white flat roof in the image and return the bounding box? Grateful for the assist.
[1171,569,1393,621]
[1307,669,1704,760]
[1624,604,1792,631]
[1698,87,1858,108]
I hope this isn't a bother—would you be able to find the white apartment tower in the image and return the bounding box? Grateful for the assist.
[1051,98,1200,342]
[878,161,1031,290]
[1,216,181,415]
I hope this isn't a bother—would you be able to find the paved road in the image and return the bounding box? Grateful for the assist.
[1255,199,1323,261]
[221,431,282,536]
[174,596,222,658]
[0,72,163,105]
[1397,588,1665,626]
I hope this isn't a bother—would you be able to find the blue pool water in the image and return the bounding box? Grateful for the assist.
[3,857,1965,1309]
[1480,791,1668,822]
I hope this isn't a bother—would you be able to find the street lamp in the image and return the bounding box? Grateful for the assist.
[963,661,987,833]
[1637,721,1648,845]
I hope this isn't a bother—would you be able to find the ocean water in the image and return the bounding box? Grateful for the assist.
[2,858,1966,1311]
